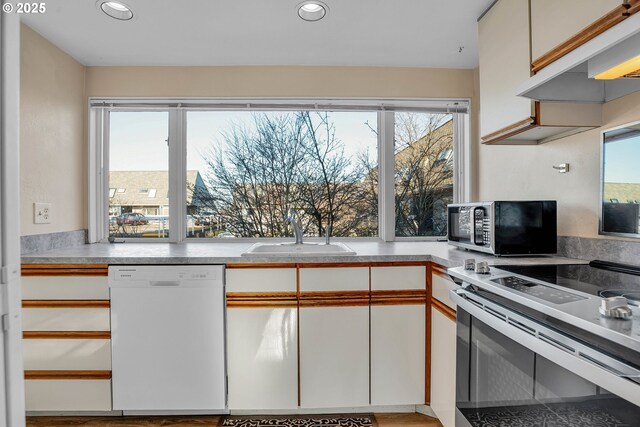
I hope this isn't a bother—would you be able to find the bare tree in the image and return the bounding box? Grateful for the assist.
[195,112,375,238]
[394,113,454,236]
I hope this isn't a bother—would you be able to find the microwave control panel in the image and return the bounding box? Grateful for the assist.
[474,208,491,246]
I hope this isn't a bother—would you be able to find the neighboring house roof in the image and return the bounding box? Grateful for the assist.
[603,182,640,204]
[109,170,205,206]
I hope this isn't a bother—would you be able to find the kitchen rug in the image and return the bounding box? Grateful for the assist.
[219,414,376,427]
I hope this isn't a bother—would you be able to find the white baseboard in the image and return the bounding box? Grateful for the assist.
[26,411,123,417]
[122,409,229,416]
[230,405,416,415]
[415,405,437,418]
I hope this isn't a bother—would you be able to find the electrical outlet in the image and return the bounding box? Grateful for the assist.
[34,203,52,224]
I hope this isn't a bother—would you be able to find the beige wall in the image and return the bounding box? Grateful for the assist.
[21,27,479,237]
[478,90,640,239]
[85,66,475,99]
[20,24,86,236]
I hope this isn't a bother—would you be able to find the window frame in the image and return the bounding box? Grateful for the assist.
[88,98,470,243]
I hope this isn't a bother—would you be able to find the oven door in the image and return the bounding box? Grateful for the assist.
[450,288,640,427]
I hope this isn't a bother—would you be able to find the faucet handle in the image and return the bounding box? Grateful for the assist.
[325,224,332,245]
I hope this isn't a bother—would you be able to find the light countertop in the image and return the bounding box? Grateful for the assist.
[21,241,586,268]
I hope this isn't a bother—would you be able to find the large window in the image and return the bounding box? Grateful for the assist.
[90,100,469,242]
[186,111,378,239]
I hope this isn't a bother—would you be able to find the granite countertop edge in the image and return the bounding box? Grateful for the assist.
[20,241,586,268]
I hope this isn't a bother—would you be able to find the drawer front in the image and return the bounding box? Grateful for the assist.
[371,266,425,291]
[300,267,369,292]
[22,276,109,300]
[25,379,112,411]
[23,339,111,370]
[432,271,457,310]
[226,268,297,293]
[22,308,110,331]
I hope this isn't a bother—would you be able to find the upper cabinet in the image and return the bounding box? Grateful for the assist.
[530,0,621,66]
[479,0,603,145]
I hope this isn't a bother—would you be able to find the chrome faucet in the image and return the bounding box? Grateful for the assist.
[285,209,304,244]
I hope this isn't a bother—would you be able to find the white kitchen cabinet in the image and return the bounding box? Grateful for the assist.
[227,306,298,410]
[478,0,532,139]
[370,266,425,405]
[22,276,109,300]
[530,0,620,62]
[430,306,457,427]
[478,0,601,144]
[371,266,425,291]
[25,380,112,412]
[299,267,368,292]
[431,270,457,310]
[299,305,369,408]
[371,304,425,405]
[226,267,296,293]
[23,339,111,371]
[22,307,110,331]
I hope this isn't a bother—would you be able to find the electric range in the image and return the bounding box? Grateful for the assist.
[448,260,640,427]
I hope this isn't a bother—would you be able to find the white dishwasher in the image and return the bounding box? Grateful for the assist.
[109,265,226,413]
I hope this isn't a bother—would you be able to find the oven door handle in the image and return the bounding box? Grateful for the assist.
[450,288,640,406]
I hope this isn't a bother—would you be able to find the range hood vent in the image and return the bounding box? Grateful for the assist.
[518,12,640,103]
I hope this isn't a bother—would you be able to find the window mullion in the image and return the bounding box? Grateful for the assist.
[378,111,395,242]
[168,109,186,242]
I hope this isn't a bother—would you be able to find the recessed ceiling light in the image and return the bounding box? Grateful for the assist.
[99,1,133,21]
[298,1,328,22]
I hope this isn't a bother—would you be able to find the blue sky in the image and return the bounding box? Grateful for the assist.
[109,111,378,174]
[604,134,640,184]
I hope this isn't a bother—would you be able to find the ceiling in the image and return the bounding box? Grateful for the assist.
[21,0,492,67]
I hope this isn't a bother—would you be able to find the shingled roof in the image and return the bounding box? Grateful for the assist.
[109,170,205,207]
[603,182,640,204]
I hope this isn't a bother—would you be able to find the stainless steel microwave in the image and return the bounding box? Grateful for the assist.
[447,201,557,255]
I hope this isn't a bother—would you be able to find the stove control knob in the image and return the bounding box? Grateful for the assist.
[464,259,476,271]
[599,296,633,320]
[475,261,491,275]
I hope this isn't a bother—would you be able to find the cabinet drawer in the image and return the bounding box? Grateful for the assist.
[299,267,368,292]
[22,308,110,331]
[22,276,109,300]
[371,266,425,291]
[23,339,111,371]
[25,379,112,411]
[432,271,457,310]
[226,268,296,293]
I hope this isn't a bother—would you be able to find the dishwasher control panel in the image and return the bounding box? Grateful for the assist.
[109,265,222,283]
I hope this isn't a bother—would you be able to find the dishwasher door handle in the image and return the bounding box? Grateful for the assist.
[150,281,180,287]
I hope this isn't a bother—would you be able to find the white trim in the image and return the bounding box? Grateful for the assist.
[453,112,470,203]
[89,99,471,243]
[168,110,186,242]
[1,11,26,427]
[378,111,396,242]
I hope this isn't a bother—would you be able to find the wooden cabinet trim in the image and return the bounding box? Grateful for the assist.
[531,0,640,73]
[431,263,448,278]
[370,297,427,306]
[300,299,369,308]
[23,331,111,339]
[24,370,112,380]
[300,290,370,300]
[226,263,297,269]
[226,291,297,300]
[22,264,108,276]
[432,297,456,322]
[22,300,110,308]
[481,117,538,145]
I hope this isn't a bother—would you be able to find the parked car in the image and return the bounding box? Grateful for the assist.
[116,213,149,226]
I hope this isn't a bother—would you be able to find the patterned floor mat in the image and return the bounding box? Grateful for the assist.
[220,415,375,427]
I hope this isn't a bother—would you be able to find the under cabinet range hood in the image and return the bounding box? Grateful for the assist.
[518,12,640,103]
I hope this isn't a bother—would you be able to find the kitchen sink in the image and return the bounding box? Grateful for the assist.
[241,242,356,257]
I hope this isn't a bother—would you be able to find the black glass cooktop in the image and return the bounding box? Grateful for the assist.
[495,262,640,305]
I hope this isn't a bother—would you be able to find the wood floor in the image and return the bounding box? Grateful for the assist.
[26,413,443,426]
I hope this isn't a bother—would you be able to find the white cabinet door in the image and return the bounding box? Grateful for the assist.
[227,307,298,410]
[226,268,296,293]
[371,304,425,405]
[299,306,369,408]
[478,0,533,138]
[299,267,368,292]
[430,307,457,427]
